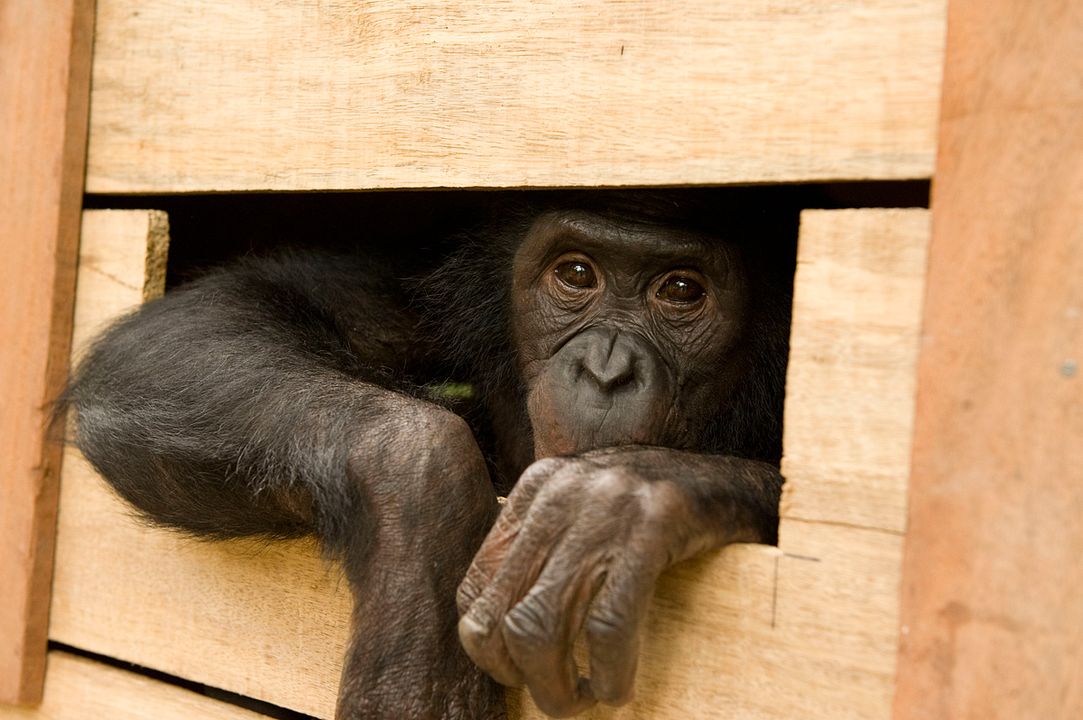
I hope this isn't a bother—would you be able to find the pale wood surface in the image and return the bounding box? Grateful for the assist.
[0,0,96,705]
[0,652,264,720]
[51,453,352,719]
[71,211,169,358]
[780,210,930,533]
[85,0,947,193]
[52,209,928,719]
[893,1,1083,718]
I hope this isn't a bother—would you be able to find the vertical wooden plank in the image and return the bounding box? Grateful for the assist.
[780,209,930,533]
[0,0,96,706]
[69,211,170,357]
[894,1,1083,718]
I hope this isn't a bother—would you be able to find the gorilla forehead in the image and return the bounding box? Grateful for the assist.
[516,210,736,277]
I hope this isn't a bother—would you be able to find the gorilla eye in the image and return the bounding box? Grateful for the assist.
[554,260,597,289]
[657,275,706,304]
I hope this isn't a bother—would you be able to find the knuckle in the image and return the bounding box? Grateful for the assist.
[535,466,579,500]
[502,596,556,651]
[588,468,636,500]
[586,608,630,646]
[456,573,483,615]
[640,480,689,527]
[458,614,487,657]
[519,456,569,486]
[461,594,503,643]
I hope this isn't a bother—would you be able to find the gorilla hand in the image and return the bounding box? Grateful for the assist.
[456,447,781,717]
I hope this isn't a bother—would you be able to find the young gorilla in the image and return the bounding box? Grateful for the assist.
[62,193,792,720]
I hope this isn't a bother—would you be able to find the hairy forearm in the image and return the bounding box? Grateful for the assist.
[569,445,782,551]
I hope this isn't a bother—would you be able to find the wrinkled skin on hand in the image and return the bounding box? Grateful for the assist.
[458,448,780,717]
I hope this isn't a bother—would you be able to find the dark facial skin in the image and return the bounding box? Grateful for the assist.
[458,213,782,717]
[511,211,749,456]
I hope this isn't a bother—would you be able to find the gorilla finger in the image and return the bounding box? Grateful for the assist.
[459,502,569,686]
[503,589,596,718]
[585,559,659,706]
[501,544,606,717]
[457,466,557,615]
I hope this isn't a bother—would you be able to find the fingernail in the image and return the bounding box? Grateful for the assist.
[577,676,595,701]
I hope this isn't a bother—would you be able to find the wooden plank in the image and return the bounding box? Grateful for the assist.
[54,208,928,718]
[71,211,169,358]
[0,652,265,720]
[51,452,352,719]
[0,0,96,705]
[780,209,930,534]
[86,0,947,193]
[893,1,1083,718]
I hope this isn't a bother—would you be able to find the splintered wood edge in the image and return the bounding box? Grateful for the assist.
[143,211,170,301]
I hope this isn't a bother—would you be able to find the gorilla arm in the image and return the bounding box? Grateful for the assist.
[63,252,504,720]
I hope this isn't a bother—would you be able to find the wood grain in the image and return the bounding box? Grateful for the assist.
[511,525,906,720]
[51,454,353,719]
[893,1,1083,718]
[780,210,930,534]
[71,211,169,358]
[85,0,946,193]
[0,0,96,705]
[0,652,265,720]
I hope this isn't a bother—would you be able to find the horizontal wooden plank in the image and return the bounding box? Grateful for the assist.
[780,209,929,534]
[0,652,264,720]
[86,0,946,192]
[51,454,351,718]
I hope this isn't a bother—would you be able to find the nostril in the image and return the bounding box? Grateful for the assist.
[599,363,636,391]
[581,352,636,393]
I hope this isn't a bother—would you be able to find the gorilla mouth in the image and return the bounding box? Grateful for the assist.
[527,377,672,457]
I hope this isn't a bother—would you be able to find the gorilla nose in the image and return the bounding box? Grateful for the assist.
[580,330,638,393]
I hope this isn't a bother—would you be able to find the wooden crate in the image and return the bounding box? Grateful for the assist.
[4,1,1081,719]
